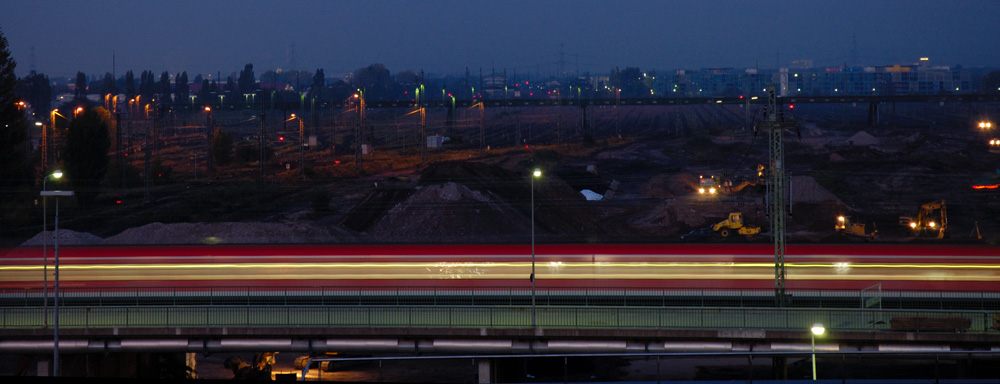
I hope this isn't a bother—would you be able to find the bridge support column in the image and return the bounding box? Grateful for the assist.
[773,356,787,380]
[868,102,880,126]
[477,359,494,383]
[37,357,51,376]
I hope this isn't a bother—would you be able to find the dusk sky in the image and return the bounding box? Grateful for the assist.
[3,0,999,80]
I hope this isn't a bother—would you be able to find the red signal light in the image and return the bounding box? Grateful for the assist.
[788,104,794,109]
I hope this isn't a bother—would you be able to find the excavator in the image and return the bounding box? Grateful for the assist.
[835,215,877,240]
[899,200,947,239]
[712,212,761,239]
[701,165,766,195]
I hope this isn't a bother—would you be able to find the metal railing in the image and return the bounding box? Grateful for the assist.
[2,286,998,310]
[1,305,994,332]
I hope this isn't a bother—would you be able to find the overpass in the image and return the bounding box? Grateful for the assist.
[352,93,1000,109]
[3,286,999,380]
[232,93,1000,128]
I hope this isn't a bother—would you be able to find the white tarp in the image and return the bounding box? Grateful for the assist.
[580,189,603,201]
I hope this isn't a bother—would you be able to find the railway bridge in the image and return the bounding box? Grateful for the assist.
[2,243,999,380]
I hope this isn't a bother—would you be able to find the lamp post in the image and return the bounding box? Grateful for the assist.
[530,168,541,328]
[40,178,73,377]
[286,114,305,179]
[810,322,825,381]
[41,170,64,329]
[204,107,214,172]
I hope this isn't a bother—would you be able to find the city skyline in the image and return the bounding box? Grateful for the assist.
[3,0,1000,80]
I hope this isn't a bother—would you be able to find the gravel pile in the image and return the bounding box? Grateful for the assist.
[20,221,346,246]
[103,222,342,244]
[20,230,104,246]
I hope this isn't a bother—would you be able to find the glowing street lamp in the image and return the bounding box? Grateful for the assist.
[530,167,542,328]
[286,114,306,179]
[810,323,825,380]
[40,170,64,330]
[40,171,73,377]
[204,107,214,171]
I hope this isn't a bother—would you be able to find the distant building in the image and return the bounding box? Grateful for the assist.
[665,58,980,98]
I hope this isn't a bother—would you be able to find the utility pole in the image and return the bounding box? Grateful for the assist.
[765,87,789,307]
[419,107,426,164]
[476,102,485,152]
[355,91,365,174]
[258,92,266,189]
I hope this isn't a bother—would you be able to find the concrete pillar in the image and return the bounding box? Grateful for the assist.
[773,356,787,380]
[37,357,51,376]
[477,359,493,384]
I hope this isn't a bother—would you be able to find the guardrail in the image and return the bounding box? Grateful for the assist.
[2,286,998,310]
[1,305,994,332]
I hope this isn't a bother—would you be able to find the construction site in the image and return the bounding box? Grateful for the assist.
[17,97,1000,247]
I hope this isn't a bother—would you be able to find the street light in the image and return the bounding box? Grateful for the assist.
[287,114,306,179]
[530,167,542,328]
[204,107,213,172]
[41,170,64,329]
[40,173,73,377]
[810,322,825,381]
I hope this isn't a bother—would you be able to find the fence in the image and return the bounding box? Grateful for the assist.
[1,305,995,332]
[2,286,998,310]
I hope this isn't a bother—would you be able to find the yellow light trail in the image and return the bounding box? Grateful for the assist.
[1,261,999,283]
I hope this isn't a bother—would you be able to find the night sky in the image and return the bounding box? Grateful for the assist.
[3,0,999,79]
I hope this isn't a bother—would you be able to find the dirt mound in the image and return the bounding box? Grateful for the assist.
[103,221,342,244]
[367,182,530,241]
[347,161,609,242]
[21,230,104,246]
[791,175,841,204]
[640,173,701,199]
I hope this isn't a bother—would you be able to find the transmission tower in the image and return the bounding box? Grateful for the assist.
[765,87,790,306]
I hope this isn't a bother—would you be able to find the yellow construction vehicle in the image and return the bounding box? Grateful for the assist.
[712,212,761,239]
[835,215,877,240]
[899,200,947,238]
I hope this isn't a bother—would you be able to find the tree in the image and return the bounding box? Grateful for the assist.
[211,127,233,166]
[124,70,136,100]
[175,71,190,105]
[225,75,236,94]
[0,28,31,190]
[308,68,325,101]
[62,107,111,206]
[139,70,153,100]
[238,63,256,95]
[17,71,52,115]
[75,71,88,100]
[101,72,117,96]
[351,64,394,100]
[158,71,171,103]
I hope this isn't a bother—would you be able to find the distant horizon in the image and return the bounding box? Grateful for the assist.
[4,0,999,80]
[22,56,1000,83]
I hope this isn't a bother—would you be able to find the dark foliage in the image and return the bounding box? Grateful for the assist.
[62,107,111,206]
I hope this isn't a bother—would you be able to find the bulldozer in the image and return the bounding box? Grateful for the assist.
[835,215,877,240]
[712,212,761,239]
[899,200,948,239]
